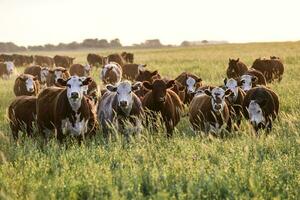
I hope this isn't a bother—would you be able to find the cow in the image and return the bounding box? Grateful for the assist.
[46,67,70,87]
[135,69,161,83]
[0,54,13,62]
[122,63,146,81]
[105,53,126,67]
[243,86,279,132]
[142,79,183,137]
[121,52,134,63]
[244,68,267,85]
[34,55,54,67]
[54,55,75,68]
[97,81,143,137]
[226,58,248,79]
[238,74,263,92]
[223,78,246,127]
[69,64,91,77]
[37,76,96,142]
[100,62,122,85]
[175,72,202,104]
[87,53,104,67]
[23,55,34,65]
[8,96,37,140]
[189,87,232,134]
[251,57,284,82]
[24,65,49,86]
[13,74,40,96]
[12,54,26,66]
[0,61,15,79]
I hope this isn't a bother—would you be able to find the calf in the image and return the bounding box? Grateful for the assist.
[100,62,122,85]
[97,81,143,137]
[54,55,75,68]
[69,64,91,77]
[252,57,284,82]
[14,74,40,96]
[34,55,54,67]
[46,67,70,87]
[8,96,37,140]
[175,72,202,104]
[189,87,232,134]
[226,58,248,78]
[135,69,161,83]
[37,76,96,142]
[87,53,104,67]
[122,63,146,81]
[0,61,15,79]
[243,86,279,132]
[121,52,134,63]
[223,78,246,127]
[142,79,183,136]
[24,65,49,86]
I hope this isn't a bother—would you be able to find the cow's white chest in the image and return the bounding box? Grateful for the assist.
[61,114,88,136]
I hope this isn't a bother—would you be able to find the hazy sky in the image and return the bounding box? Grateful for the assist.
[0,0,299,46]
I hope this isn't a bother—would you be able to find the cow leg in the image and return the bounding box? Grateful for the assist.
[10,123,19,140]
[165,119,174,138]
[56,127,65,143]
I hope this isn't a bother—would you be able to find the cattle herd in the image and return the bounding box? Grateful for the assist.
[0,51,284,143]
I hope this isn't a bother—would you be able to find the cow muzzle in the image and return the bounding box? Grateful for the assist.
[71,92,79,100]
[120,101,128,107]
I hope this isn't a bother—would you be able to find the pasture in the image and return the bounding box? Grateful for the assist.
[0,42,300,199]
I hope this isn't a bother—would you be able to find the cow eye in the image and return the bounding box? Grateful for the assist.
[128,91,132,94]
[80,84,83,87]
[66,84,71,88]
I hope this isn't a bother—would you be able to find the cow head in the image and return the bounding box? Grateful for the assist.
[205,87,232,112]
[19,74,38,93]
[185,76,202,94]
[4,61,14,75]
[227,58,240,78]
[136,70,160,82]
[107,81,142,113]
[40,67,49,83]
[101,63,120,84]
[239,75,258,92]
[50,68,68,83]
[143,79,175,103]
[248,100,266,131]
[57,76,92,111]
[224,78,238,102]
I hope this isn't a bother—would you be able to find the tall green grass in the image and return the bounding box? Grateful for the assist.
[0,42,300,199]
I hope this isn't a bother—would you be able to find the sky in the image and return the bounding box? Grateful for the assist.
[0,0,299,46]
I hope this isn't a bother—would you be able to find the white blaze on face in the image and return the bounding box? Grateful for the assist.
[240,75,253,92]
[211,87,226,112]
[5,61,14,74]
[248,100,265,126]
[54,70,63,83]
[225,78,238,100]
[66,76,86,112]
[25,77,35,92]
[61,113,88,136]
[40,68,49,83]
[186,77,196,93]
[116,81,133,113]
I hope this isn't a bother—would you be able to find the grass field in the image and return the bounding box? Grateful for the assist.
[0,42,300,199]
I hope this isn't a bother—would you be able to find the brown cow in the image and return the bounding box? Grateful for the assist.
[70,64,91,77]
[105,53,126,67]
[251,57,284,82]
[135,69,161,83]
[243,86,279,132]
[14,74,40,96]
[34,55,54,67]
[226,58,248,78]
[0,54,13,62]
[46,67,70,87]
[0,61,15,79]
[100,62,122,85]
[12,54,26,66]
[122,63,146,81]
[81,77,99,105]
[189,87,232,134]
[37,76,96,142]
[8,96,37,140]
[121,52,134,63]
[97,81,143,137]
[87,53,104,67]
[142,79,183,136]
[24,65,49,86]
[175,72,202,104]
[54,55,75,68]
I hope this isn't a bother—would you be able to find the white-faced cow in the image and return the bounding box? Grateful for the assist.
[100,62,122,85]
[0,61,15,79]
[24,65,49,87]
[13,74,40,96]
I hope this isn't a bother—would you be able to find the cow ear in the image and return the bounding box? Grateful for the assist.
[49,69,54,74]
[132,81,142,91]
[33,75,38,81]
[151,70,158,76]
[62,69,68,72]
[82,77,92,85]
[251,76,258,83]
[143,81,153,90]
[224,89,232,97]
[57,78,67,86]
[106,84,117,92]
[224,78,227,85]
[166,80,175,89]
[204,89,212,96]
[236,58,239,62]
[19,75,26,81]
[196,78,202,82]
